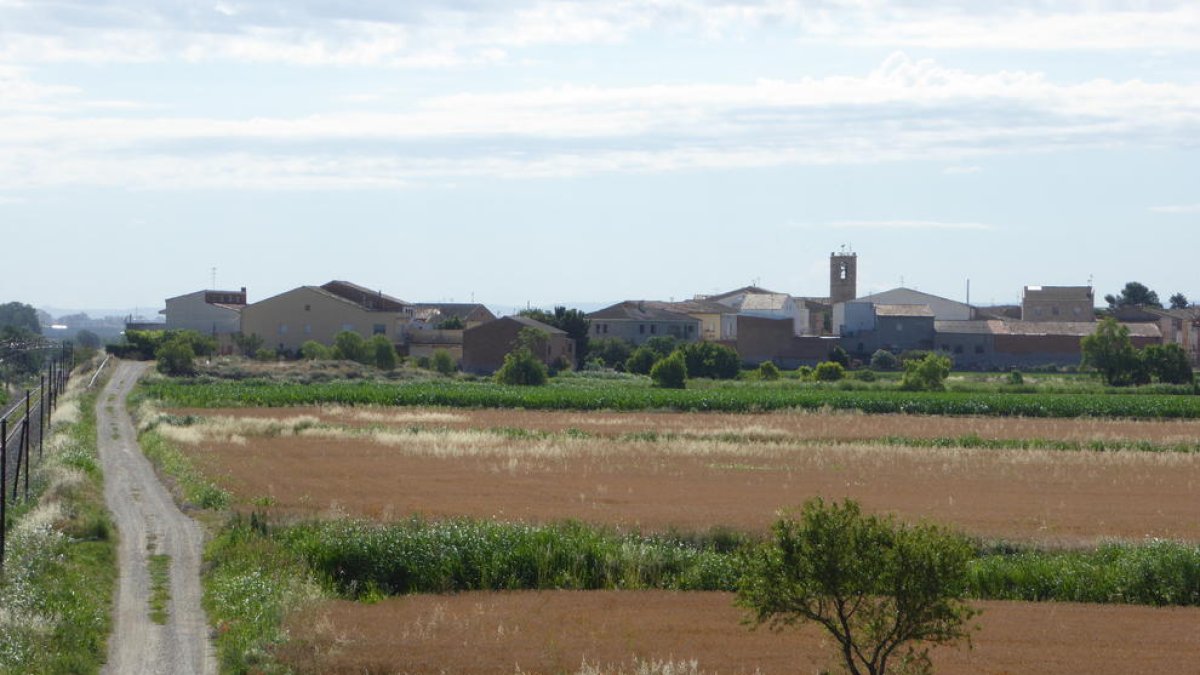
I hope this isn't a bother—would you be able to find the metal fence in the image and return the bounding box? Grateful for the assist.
[0,346,73,567]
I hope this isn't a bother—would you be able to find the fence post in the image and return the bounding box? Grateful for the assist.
[39,376,45,460]
[1,418,7,568]
[11,395,25,502]
[22,391,31,502]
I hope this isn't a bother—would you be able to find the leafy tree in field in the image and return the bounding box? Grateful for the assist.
[0,301,41,334]
[369,334,398,371]
[431,348,457,376]
[520,306,590,367]
[642,336,679,360]
[814,361,845,382]
[738,498,978,675]
[156,336,197,376]
[624,346,658,375]
[588,337,634,370]
[75,329,102,349]
[649,352,687,389]
[677,341,740,379]
[254,347,277,362]
[900,353,952,391]
[495,346,548,386]
[870,349,899,371]
[233,332,265,358]
[1081,317,1139,386]
[1105,281,1161,309]
[300,340,332,360]
[828,345,851,368]
[332,331,369,364]
[1169,293,1190,310]
[170,330,218,357]
[1141,344,1194,385]
[757,360,780,381]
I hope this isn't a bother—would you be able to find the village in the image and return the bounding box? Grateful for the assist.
[144,251,1199,375]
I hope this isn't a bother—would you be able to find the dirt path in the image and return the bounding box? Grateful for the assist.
[97,361,215,674]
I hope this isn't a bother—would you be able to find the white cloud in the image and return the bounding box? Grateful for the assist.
[1,1,1198,67]
[942,165,981,175]
[0,52,1197,189]
[1150,204,1200,214]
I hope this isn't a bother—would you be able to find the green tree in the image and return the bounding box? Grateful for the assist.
[0,301,41,334]
[870,349,899,371]
[1142,343,1194,385]
[254,347,277,362]
[233,332,265,358]
[169,330,217,357]
[1105,281,1161,309]
[643,335,679,359]
[520,306,590,367]
[738,499,978,675]
[829,345,851,368]
[1081,317,1139,386]
[300,340,332,360]
[757,360,780,381]
[1169,293,1189,310]
[624,346,658,375]
[431,348,457,376]
[369,334,398,371]
[494,346,548,386]
[677,341,741,379]
[900,353,952,391]
[156,336,197,376]
[75,329,102,349]
[434,315,465,330]
[588,337,634,370]
[650,352,687,389]
[814,361,845,381]
[332,331,369,363]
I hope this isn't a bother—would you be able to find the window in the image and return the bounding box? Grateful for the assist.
[278,323,288,335]
[687,325,693,334]
[650,325,657,334]
[639,324,645,334]
[1052,307,1060,316]
[595,325,602,334]
[304,324,312,334]
[1073,307,1082,316]
[373,324,386,335]
[603,324,608,334]
[304,304,311,312]
[342,323,354,332]
[954,345,963,354]
[974,345,984,354]
[895,323,903,332]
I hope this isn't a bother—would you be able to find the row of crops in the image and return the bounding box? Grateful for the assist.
[144,379,1200,419]
[246,516,1200,607]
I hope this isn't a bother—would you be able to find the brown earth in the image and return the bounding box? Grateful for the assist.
[277,590,1200,674]
[180,427,1200,543]
[173,405,1200,445]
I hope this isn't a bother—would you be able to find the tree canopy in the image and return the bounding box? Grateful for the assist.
[1105,281,1161,309]
[738,498,978,675]
[1169,293,1189,310]
[519,306,590,367]
[0,301,41,335]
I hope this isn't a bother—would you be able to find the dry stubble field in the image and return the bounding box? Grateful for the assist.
[160,405,1200,673]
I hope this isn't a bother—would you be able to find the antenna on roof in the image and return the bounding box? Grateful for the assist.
[210,267,217,289]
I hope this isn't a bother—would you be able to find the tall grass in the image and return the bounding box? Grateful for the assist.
[144,379,1200,419]
[0,389,117,674]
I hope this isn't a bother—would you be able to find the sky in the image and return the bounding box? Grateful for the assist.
[1,0,1197,318]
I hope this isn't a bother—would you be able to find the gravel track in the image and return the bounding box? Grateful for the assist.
[98,361,215,674]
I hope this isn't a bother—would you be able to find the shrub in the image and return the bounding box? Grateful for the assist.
[738,499,978,675]
[870,349,899,371]
[625,347,659,375]
[813,361,845,382]
[828,345,850,368]
[431,349,457,376]
[332,331,369,364]
[369,335,398,371]
[854,368,877,382]
[434,316,465,330]
[588,337,634,370]
[1007,370,1024,386]
[677,341,740,379]
[900,353,952,391]
[155,337,196,376]
[1143,344,1194,385]
[650,352,688,389]
[253,347,277,362]
[495,348,548,386]
[300,340,331,361]
[757,361,780,381]
[796,365,814,380]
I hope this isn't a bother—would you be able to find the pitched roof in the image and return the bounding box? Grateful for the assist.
[501,315,566,334]
[587,301,697,322]
[320,280,410,311]
[648,299,735,315]
[703,285,781,302]
[740,293,792,311]
[413,303,496,323]
[875,304,934,318]
[1023,286,1094,301]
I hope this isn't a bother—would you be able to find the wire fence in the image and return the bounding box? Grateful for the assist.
[0,345,74,568]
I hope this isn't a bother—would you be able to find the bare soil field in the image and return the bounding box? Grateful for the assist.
[164,410,1200,542]
[173,405,1200,444]
[278,590,1200,674]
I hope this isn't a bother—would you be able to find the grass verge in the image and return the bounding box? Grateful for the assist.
[0,386,118,674]
[148,553,171,625]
